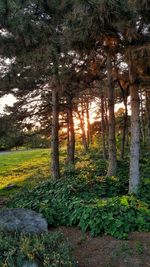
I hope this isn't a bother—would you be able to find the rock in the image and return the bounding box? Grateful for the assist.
[0,208,48,234]
[22,261,38,267]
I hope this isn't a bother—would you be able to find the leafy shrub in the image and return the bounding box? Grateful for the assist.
[8,177,150,239]
[138,178,150,205]
[7,149,150,239]
[138,152,150,204]
[0,231,75,267]
[68,195,150,239]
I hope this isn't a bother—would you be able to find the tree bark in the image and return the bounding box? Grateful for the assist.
[146,89,150,147]
[104,94,109,149]
[77,109,88,153]
[106,54,117,176]
[129,51,140,194]
[139,88,145,144]
[86,100,92,146]
[121,94,128,159]
[100,89,107,159]
[51,87,60,180]
[67,96,75,164]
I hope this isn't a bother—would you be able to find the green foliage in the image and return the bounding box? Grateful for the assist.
[138,152,150,205]
[8,175,150,239]
[138,178,150,205]
[0,231,75,267]
[3,147,150,239]
[25,134,50,149]
[0,115,24,151]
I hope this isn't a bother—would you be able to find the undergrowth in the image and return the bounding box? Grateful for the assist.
[0,231,75,267]
[8,159,150,239]
[5,149,150,239]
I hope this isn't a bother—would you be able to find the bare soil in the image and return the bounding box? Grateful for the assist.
[52,226,150,267]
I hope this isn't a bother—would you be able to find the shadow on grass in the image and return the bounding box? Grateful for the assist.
[0,170,51,199]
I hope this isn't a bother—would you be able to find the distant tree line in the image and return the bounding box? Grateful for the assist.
[0,114,50,150]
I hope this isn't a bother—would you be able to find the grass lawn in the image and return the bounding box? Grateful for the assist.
[0,149,50,196]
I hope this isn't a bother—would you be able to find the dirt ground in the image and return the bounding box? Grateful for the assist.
[53,226,150,267]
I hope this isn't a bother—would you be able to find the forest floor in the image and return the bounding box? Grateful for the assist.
[1,195,149,267]
[51,226,150,267]
[0,148,150,267]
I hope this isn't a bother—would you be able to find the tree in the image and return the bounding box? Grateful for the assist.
[0,0,67,179]
[106,52,117,176]
[0,114,24,150]
[64,0,150,193]
[66,93,75,164]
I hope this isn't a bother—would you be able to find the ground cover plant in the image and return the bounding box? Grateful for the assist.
[0,231,75,267]
[6,148,150,239]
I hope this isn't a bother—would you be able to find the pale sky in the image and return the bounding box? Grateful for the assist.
[0,94,130,117]
[0,94,16,113]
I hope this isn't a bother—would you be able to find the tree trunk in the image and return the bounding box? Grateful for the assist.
[67,96,75,164]
[145,89,150,147]
[106,54,117,176]
[121,94,128,159]
[77,109,88,153]
[104,95,109,149]
[129,51,140,194]
[51,88,60,180]
[139,88,145,144]
[100,89,107,159]
[86,100,92,146]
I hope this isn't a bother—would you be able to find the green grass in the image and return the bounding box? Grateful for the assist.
[0,149,50,196]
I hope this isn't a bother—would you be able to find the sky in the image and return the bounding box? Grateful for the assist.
[0,94,16,114]
[0,94,128,114]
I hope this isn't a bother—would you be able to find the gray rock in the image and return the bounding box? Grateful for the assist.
[22,261,38,267]
[0,208,48,234]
